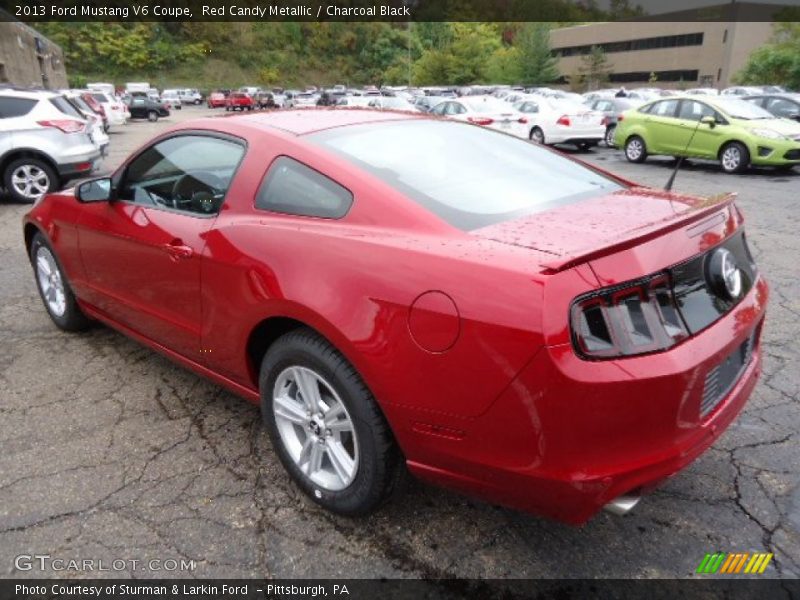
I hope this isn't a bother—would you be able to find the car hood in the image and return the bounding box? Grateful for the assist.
[739,117,800,138]
[471,187,735,272]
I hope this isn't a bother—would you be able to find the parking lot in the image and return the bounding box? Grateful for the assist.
[0,105,798,580]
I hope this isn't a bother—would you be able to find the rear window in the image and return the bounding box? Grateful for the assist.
[0,96,37,118]
[309,120,622,230]
[91,93,107,102]
[49,96,83,118]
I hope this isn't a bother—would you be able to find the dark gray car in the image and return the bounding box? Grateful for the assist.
[586,97,638,147]
[743,94,800,122]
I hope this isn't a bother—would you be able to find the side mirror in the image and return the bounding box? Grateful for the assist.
[700,115,716,128]
[76,177,112,203]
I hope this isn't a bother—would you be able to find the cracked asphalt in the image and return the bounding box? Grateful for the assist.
[0,106,798,580]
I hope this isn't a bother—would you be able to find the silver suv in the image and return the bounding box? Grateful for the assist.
[0,88,101,203]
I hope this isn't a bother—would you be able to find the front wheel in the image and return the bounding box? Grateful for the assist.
[260,329,404,515]
[147,110,158,122]
[624,135,647,163]
[30,233,90,331]
[719,142,750,174]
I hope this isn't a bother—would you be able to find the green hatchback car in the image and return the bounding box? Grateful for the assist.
[614,96,800,173]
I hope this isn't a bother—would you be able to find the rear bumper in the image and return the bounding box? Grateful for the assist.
[403,276,768,524]
[55,148,102,182]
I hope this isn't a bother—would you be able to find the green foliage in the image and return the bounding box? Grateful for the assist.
[735,22,800,89]
[67,74,87,89]
[515,23,559,85]
[39,20,567,89]
[579,45,612,91]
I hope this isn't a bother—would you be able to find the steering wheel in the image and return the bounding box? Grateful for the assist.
[171,171,226,213]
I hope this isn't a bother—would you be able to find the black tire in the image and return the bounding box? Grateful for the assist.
[719,142,750,174]
[29,232,90,331]
[225,106,230,112]
[3,157,58,204]
[260,328,404,515]
[624,135,647,163]
[194,99,201,105]
[576,142,592,152]
[605,125,616,147]
[147,110,158,122]
[529,127,545,144]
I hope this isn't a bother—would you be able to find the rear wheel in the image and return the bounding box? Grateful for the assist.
[260,328,404,515]
[719,142,749,174]
[605,125,616,147]
[624,135,647,163]
[147,110,158,122]
[30,233,90,331]
[529,127,545,144]
[3,157,57,204]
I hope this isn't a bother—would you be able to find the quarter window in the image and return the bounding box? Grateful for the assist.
[119,134,245,216]
[255,156,352,219]
[0,96,36,118]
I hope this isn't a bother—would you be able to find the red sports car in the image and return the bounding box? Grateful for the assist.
[23,110,767,523]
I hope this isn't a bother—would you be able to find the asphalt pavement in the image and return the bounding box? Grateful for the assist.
[0,106,798,580]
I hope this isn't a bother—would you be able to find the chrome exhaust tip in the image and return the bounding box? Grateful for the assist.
[604,494,641,516]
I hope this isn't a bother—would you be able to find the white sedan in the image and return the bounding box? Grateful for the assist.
[429,96,529,138]
[512,97,605,149]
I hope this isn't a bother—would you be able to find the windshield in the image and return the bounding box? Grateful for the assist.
[714,98,774,120]
[309,120,622,230]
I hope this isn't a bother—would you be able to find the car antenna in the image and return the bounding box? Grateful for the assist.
[665,108,712,191]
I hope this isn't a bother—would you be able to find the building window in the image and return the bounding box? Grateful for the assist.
[554,32,704,57]
[608,69,699,83]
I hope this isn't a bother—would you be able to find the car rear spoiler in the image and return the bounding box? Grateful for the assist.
[540,190,738,274]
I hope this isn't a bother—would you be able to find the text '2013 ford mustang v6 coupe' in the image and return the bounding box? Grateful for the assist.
[23,109,767,524]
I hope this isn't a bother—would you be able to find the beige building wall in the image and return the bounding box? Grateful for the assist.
[0,20,68,89]
[551,21,773,90]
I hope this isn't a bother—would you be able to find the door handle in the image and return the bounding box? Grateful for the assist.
[163,239,193,259]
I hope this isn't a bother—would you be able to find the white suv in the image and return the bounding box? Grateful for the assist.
[178,89,202,105]
[0,88,101,203]
[84,90,129,127]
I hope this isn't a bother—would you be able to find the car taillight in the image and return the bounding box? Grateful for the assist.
[570,274,688,359]
[557,115,570,126]
[37,119,85,134]
[518,117,528,124]
[467,116,494,125]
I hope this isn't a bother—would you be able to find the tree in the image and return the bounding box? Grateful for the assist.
[579,45,612,91]
[735,22,800,89]
[515,23,559,85]
[486,47,522,84]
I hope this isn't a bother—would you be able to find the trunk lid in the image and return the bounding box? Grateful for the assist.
[472,187,737,273]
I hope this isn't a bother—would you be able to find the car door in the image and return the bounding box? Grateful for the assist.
[76,133,246,361]
[643,99,681,154]
[674,99,725,158]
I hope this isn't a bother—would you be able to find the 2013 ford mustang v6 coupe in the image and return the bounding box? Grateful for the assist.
[23,109,767,524]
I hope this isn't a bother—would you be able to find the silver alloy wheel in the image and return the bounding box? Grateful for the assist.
[11,164,50,201]
[626,138,643,160]
[35,246,66,317]
[272,366,359,491]
[722,146,741,172]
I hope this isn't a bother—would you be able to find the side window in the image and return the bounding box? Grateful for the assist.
[678,100,715,121]
[651,100,679,117]
[0,96,36,118]
[526,102,539,113]
[255,156,352,219]
[119,135,245,216]
[430,103,446,116]
[453,103,467,115]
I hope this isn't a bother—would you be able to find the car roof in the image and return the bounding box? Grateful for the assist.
[0,87,58,100]
[232,108,421,135]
